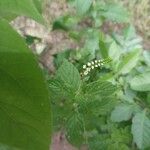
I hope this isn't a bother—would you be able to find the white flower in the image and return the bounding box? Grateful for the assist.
[91,66,94,69]
[98,63,101,66]
[87,62,91,66]
[95,60,98,63]
[84,71,88,75]
[95,65,98,67]
[83,65,86,69]
[87,68,91,72]
[101,63,104,66]
[91,61,94,65]
[98,60,101,62]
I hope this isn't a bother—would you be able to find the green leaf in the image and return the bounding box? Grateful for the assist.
[124,37,142,51]
[49,60,81,100]
[49,78,76,99]
[87,96,117,115]
[49,79,68,98]
[123,25,136,40]
[84,29,99,58]
[0,19,51,150]
[0,143,19,150]
[53,15,78,31]
[32,0,42,13]
[132,111,150,149]
[100,4,129,23]
[0,0,44,23]
[143,51,150,66]
[99,40,109,58]
[53,16,70,31]
[89,134,111,150]
[147,93,150,105]
[56,60,81,94]
[109,41,121,62]
[89,126,131,150]
[54,50,71,68]
[84,79,117,98]
[66,113,84,146]
[117,49,141,75]
[130,72,150,91]
[111,103,134,122]
[108,127,131,150]
[51,96,73,131]
[108,143,130,150]
[75,0,92,15]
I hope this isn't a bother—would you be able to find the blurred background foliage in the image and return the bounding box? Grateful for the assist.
[113,0,150,49]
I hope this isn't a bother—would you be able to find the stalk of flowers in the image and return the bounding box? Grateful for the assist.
[81,57,111,76]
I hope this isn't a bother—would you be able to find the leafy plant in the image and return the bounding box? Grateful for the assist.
[50,0,150,149]
[49,60,118,147]
[0,1,51,150]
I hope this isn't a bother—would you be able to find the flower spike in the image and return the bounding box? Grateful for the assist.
[81,57,111,76]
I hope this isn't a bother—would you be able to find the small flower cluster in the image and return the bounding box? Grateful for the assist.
[81,57,111,76]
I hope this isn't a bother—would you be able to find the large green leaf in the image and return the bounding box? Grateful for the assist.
[109,41,121,62]
[100,4,129,23]
[84,29,99,59]
[32,0,42,13]
[111,103,134,122]
[66,113,84,147]
[99,40,109,58]
[130,72,150,91]
[82,96,117,115]
[0,143,19,150]
[0,19,51,150]
[56,60,81,95]
[84,79,117,98]
[49,78,75,99]
[0,0,44,23]
[117,49,141,75]
[132,111,150,149]
[75,0,92,15]
[123,25,136,40]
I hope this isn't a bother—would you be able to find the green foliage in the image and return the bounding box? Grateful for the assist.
[49,60,117,148]
[0,19,51,150]
[0,1,51,150]
[111,103,135,122]
[66,113,84,146]
[84,80,117,98]
[75,0,92,15]
[143,51,150,66]
[0,0,44,23]
[56,60,81,94]
[98,3,130,23]
[116,49,141,75]
[132,111,150,149]
[50,0,150,148]
[49,60,81,99]
[89,124,132,150]
[33,0,42,13]
[130,72,150,91]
